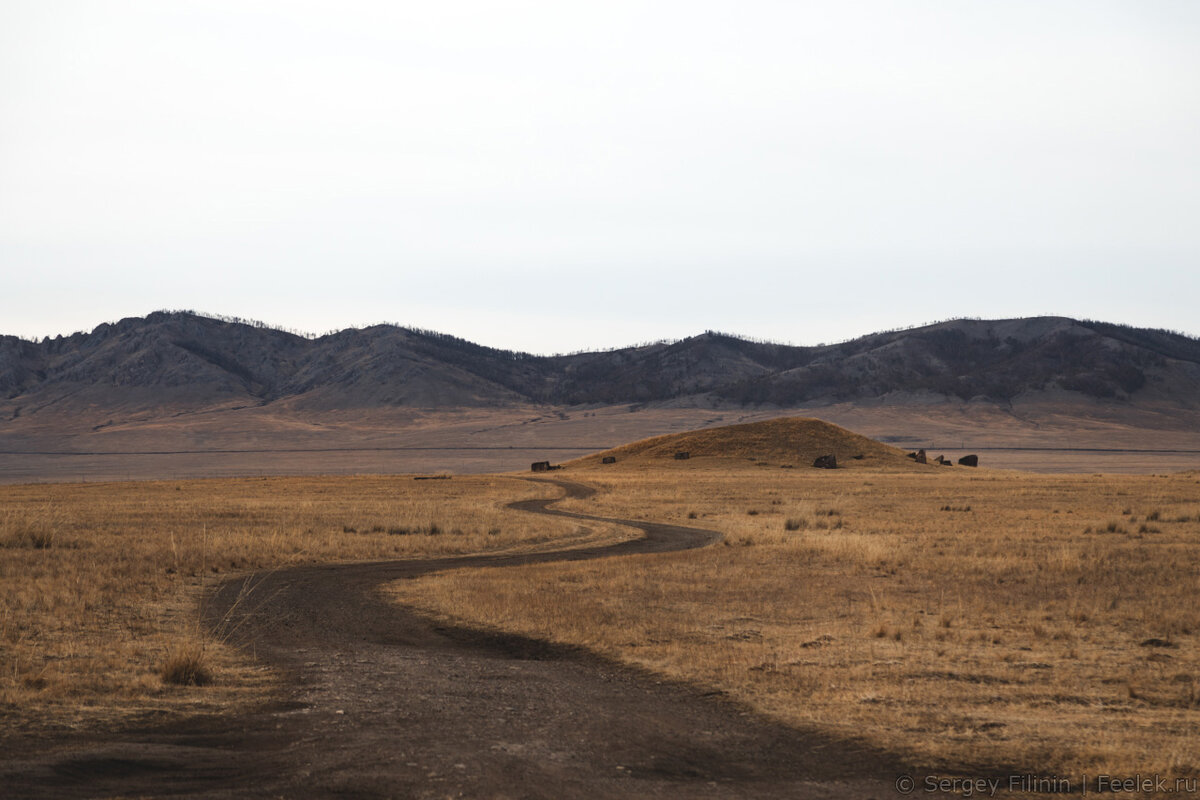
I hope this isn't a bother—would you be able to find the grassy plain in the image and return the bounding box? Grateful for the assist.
[0,475,624,736]
[392,462,1200,778]
[5,445,1200,783]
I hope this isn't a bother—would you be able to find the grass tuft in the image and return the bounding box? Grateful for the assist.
[3,527,56,549]
[1,511,61,549]
[160,644,213,686]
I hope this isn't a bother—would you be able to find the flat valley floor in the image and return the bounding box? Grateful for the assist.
[4,402,1200,481]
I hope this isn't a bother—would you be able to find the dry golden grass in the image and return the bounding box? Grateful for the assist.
[0,474,625,736]
[391,462,1200,778]
[8,419,1200,785]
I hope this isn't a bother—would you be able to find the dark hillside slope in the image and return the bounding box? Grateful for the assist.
[0,313,531,413]
[713,318,1200,405]
[542,333,815,404]
[2,313,1199,420]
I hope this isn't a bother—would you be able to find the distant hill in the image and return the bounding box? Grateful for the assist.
[573,417,913,469]
[3,312,1200,420]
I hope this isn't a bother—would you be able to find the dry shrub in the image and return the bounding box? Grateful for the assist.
[160,643,212,686]
[2,526,56,550]
[0,508,62,549]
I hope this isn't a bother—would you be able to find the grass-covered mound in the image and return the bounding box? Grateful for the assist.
[574,416,915,469]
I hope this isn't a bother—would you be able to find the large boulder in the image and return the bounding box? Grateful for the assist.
[957,454,979,467]
[813,454,838,469]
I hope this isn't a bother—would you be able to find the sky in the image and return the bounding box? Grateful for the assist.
[2,1,1198,354]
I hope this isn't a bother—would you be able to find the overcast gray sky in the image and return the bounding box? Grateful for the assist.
[2,1,1198,353]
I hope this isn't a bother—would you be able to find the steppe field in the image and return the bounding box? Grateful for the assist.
[3,418,1200,796]
[396,462,1200,779]
[0,475,630,733]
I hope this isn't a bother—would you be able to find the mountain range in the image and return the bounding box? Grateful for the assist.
[3,311,1200,419]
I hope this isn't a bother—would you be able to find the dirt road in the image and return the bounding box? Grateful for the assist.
[2,478,906,798]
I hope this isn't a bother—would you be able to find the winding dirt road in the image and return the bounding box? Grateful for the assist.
[3,478,904,798]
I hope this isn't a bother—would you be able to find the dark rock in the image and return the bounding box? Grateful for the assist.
[958,454,979,467]
[813,454,837,469]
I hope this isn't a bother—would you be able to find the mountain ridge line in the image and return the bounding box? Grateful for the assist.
[3,311,1200,415]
